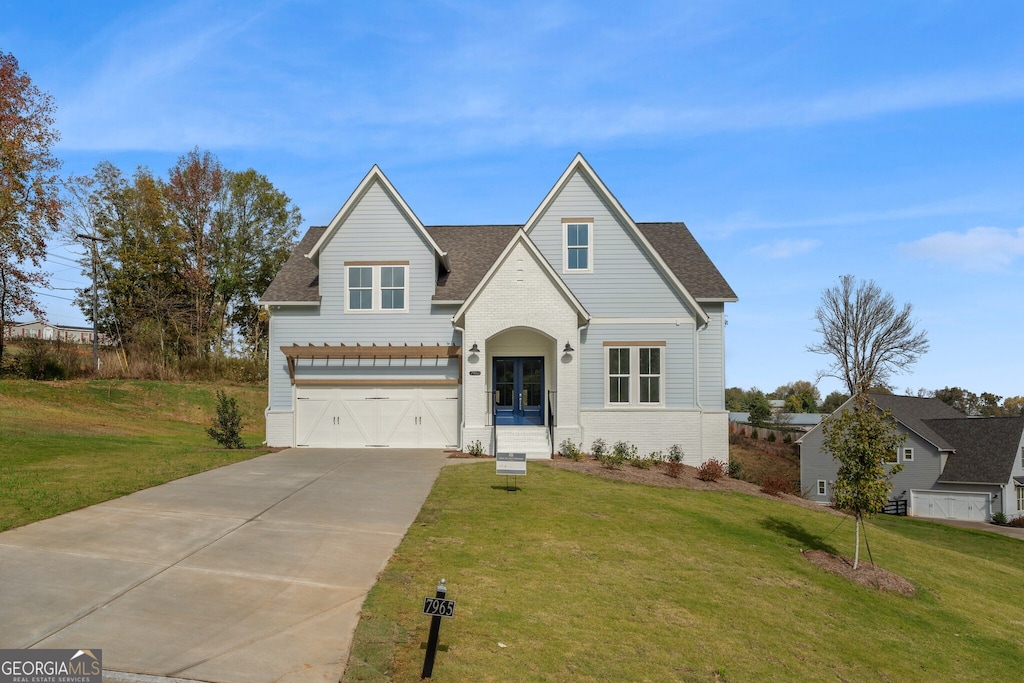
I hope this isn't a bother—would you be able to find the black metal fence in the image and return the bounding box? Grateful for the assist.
[883,499,908,516]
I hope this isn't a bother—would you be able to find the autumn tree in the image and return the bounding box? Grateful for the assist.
[772,380,820,413]
[808,275,929,397]
[212,168,300,357]
[820,390,850,414]
[821,396,905,569]
[0,52,64,361]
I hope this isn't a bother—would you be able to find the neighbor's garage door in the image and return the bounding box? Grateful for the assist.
[295,385,458,448]
[911,490,990,521]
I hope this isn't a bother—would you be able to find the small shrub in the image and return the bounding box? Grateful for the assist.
[1007,516,1024,528]
[666,445,684,479]
[696,458,726,482]
[207,390,245,449]
[598,440,628,469]
[728,459,743,479]
[467,439,485,456]
[783,432,793,444]
[760,475,793,496]
[751,429,759,440]
[559,438,583,461]
[991,511,1007,525]
[767,431,777,442]
[590,438,608,459]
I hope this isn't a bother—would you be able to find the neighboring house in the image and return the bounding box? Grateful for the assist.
[259,154,737,463]
[3,320,110,345]
[799,393,1024,522]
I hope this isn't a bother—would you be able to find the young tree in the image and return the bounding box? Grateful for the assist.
[0,52,64,361]
[808,275,929,396]
[821,396,905,569]
[747,392,772,427]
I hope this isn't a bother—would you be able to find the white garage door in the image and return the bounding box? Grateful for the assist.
[911,490,990,522]
[295,385,458,449]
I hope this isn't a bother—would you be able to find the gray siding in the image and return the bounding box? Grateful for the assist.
[698,304,725,410]
[529,171,695,319]
[579,323,695,409]
[800,419,945,502]
[267,179,460,411]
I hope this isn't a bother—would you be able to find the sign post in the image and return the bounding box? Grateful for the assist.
[496,452,526,491]
[421,578,455,679]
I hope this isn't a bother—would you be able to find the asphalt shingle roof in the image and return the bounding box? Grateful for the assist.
[259,226,325,303]
[927,416,1024,484]
[865,393,965,451]
[260,221,735,305]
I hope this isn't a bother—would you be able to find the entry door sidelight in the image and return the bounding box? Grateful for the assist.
[493,357,544,425]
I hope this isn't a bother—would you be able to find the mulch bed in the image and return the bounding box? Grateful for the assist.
[802,550,916,595]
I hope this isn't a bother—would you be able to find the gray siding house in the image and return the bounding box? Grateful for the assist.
[800,394,1024,522]
[259,154,737,462]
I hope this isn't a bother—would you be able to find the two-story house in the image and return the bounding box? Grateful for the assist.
[800,393,1024,522]
[259,154,737,464]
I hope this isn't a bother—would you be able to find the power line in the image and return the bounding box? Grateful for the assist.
[32,291,77,302]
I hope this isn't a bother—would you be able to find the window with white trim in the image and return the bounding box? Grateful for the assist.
[817,480,827,496]
[563,220,592,272]
[1017,486,1024,512]
[345,263,408,312]
[902,447,914,462]
[605,343,664,405]
[884,449,898,464]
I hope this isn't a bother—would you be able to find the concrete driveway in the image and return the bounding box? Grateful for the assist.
[0,448,449,683]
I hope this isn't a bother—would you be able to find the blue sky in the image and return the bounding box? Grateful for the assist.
[4,1,1023,399]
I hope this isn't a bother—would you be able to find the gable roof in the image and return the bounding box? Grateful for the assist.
[305,165,449,270]
[867,394,965,451]
[637,223,737,301]
[523,153,713,326]
[928,416,1024,484]
[259,226,325,303]
[452,229,590,326]
[797,392,964,447]
[426,225,522,301]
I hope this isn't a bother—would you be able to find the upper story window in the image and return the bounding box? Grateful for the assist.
[605,342,665,406]
[563,218,593,272]
[345,262,408,312]
[884,450,898,464]
[902,447,914,462]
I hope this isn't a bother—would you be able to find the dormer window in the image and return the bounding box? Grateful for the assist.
[563,218,593,272]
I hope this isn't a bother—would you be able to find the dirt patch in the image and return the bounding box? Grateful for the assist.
[802,549,916,595]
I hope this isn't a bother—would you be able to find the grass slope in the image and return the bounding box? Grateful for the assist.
[345,462,1024,682]
[0,379,268,530]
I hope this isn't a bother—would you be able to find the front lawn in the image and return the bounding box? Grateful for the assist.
[344,461,1024,682]
[0,379,268,530]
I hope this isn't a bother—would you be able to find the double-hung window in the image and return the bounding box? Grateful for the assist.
[605,342,664,406]
[817,480,827,496]
[1017,486,1024,512]
[902,447,914,462]
[345,262,408,312]
[563,218,592,272]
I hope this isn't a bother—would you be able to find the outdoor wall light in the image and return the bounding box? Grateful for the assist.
[563,341,574,353]
[469,342,480,353]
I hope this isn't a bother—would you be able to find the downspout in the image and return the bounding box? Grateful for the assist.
[694,317,709,463]
[453,320,467,451]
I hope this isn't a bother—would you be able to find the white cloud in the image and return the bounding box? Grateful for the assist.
[902,226,1024,270]
[749,239,821,259]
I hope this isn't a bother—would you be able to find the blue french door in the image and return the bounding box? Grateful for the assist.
[493,357,544,425]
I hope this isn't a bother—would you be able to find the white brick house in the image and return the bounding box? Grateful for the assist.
[260,154,737,464]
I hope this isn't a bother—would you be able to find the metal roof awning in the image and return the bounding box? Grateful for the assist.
[280,343,462,384]
[1014,476,1024,487]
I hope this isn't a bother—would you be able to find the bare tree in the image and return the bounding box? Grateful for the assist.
[808,275,929,397]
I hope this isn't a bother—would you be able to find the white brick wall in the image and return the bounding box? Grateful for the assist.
[265,409,293,447]
[580,409,708,466]
[461,240,582,447]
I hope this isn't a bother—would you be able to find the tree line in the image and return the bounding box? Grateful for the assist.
[65,151,301,370]
[1,49,301,375]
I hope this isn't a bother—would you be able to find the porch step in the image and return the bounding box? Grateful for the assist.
[495,426,551,460]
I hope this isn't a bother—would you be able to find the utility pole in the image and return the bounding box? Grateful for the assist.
[75,233,105,374]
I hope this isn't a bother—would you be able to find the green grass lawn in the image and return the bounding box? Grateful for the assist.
[0,378,268,531]
[344,462,1024,682]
